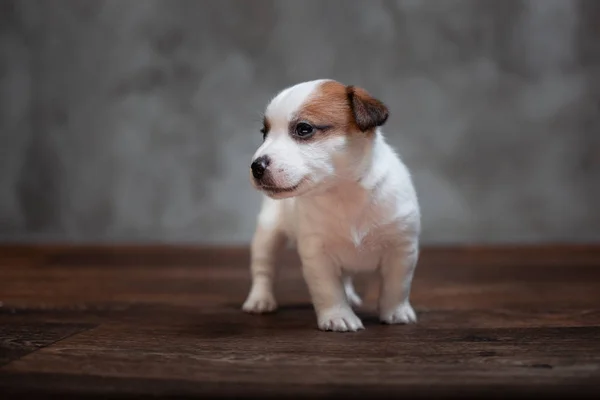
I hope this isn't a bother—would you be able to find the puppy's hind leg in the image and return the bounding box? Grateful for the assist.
[343,275,363,308]
[378,243,419,324]
[242,215,286,314]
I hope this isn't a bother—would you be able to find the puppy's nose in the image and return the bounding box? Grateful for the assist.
[251,155,270,180]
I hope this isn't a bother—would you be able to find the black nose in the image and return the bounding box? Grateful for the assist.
[251,155,270,180]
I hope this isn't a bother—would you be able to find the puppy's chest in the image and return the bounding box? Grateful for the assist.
[295,200,396,270]
[324,215,384,249]
[318,218,389,271]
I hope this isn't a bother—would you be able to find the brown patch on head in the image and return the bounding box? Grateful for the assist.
[296,80,389,139]
[299,81,353,132]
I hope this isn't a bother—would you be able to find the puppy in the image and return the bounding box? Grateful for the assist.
[242,79,420,332]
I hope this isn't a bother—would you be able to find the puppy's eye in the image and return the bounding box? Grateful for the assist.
[294,122,314,138]
[260,126,267,140]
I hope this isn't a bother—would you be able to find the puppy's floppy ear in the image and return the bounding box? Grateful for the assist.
[346,85,389,132]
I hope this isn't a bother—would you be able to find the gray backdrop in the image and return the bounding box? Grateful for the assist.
[1,0,599,245]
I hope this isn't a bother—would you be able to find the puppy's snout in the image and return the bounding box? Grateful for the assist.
[251,155,270,180]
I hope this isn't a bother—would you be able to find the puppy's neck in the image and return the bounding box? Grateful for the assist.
[307,130,391,201]
[347,130,391,192]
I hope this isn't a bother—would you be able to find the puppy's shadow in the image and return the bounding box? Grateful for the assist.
[226,302,381,326]
[275,303,314,312]
[277,304,379,324]
[359,314,382,326]
[222,302,314,312]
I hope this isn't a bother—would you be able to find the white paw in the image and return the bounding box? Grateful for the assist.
[318,308,364,332]
[346,291,363,308]
[343,278,362,308]
[380,302,417,324]
[242,292,278,314]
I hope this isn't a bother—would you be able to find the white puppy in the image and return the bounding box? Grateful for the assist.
[242,79,420,332]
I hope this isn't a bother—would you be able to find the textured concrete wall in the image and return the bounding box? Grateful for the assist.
[1,0,599,244]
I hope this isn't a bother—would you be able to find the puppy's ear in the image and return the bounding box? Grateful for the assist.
[346,86,389,132]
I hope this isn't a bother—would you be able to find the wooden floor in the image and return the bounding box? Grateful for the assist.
[1,244,600,399]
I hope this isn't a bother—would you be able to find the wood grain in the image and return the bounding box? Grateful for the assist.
[0,245,599,399]
[0,322,93,367]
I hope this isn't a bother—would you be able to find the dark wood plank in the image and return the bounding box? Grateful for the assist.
[5,322,600,381]
[2,246,600,310]
[3,243,600,267]
[0,321,94,366]
[0,373,598,400]
[1,321,599,398]
[0,245,599,399]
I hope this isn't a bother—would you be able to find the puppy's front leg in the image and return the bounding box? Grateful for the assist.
[301,253,364,332]
[378,244,419,324]
[242,225,285,314]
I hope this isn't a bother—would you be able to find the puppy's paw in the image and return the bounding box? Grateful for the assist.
[380,302,417,325]
[346,291,363,308]
[318,308,364,332]
[344,282,362,308]
[242,292,278,314]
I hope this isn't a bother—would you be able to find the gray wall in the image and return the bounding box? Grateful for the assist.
[1,0,599,245]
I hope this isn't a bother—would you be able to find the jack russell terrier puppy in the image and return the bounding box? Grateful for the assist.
[242,79,420,332]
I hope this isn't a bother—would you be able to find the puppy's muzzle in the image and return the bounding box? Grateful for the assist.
[251,155,270,181]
